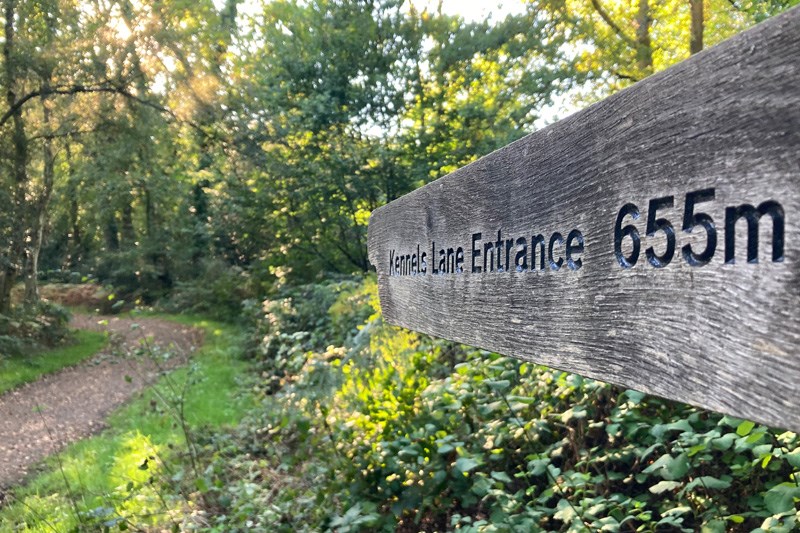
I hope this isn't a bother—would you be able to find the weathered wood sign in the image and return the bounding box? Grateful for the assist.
[368,7,800,432]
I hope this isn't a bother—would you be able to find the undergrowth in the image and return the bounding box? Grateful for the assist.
[3,280,798,531]
[192,276,800,532]
[0,302,72,356]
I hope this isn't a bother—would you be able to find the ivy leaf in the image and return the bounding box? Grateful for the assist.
[490,471,513,484]
[701,519,726,533]
[746,432,765,444]
[657,515,688,528]
[643,453,689,481]
[784,449,800,469]
[649,480,681,494]
[624,390,645,404]
[711,433,736,451]
[528,458,549,476]
[471,475,492,496]
[762,454,773,469]
[484,379,510,392]
[553,499,577,523]
[684,476,732,492]
[454,457,480,474]
[666,454,690,480]
[651,420,693,439]
[763,483,800,515]
[688,443,708,457]
[703,476,732,489]
[753,444,773,458]
[736,420,756,437]
[437,443,455,454]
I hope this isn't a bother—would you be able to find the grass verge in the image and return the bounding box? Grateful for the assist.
[0,330,108,395]
[0,316,256,532]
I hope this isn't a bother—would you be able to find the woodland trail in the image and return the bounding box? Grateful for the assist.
[0,314,203,488]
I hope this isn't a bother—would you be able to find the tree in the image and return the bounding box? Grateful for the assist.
[0,0,240,310]
[531,0,800,97]
[217,0,571,280]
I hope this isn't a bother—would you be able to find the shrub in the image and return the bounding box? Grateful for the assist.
[197,277,800,532]
[165,260,255,321]
[243,276,374,362]
[38,269,91,284]
[0,300,72,356]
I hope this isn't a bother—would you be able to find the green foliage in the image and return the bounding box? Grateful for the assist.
[244,276,374,353]
[37,269,93,284]
[0,301,72,355]
[0,2,798,531]
[193,278,800,532]
[7,0,792,311]
[531,0,800,100]
[165,260,255,321]
[6,282,798,532]
[213,0,571,281]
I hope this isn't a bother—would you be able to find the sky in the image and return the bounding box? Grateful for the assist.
[415,0,579,126]
[413,0,527,21]
[231,0,529,22]
[231,0,527,20]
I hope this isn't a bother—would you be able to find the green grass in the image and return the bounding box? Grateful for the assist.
[0,317,256,532]
[0,330,108,395]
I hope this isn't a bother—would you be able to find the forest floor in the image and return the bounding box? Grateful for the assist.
[0,314,203,489]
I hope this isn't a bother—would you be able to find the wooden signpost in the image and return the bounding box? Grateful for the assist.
[368,7,800,432]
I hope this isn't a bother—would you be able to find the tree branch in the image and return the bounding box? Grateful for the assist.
[28,126,102,142]
[0,83,202,134]
[590,0,637,48]
[612,69,641,82]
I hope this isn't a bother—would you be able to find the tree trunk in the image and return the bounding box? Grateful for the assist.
[143,184,172,288]
[23,82,56,305]
[63,144,82,270]
[121,201,135,246]
[143,185,154,238]
[191,181,209,264]
[23,209,45,304]
[690,0,704,54]
[635,0,653,75]
[65,195,82,269]
[105,214,120,252]
[1,0,29,314]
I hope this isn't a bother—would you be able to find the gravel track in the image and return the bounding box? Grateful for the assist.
[0,314,202,488]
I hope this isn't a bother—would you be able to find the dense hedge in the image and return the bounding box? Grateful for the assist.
[0,301,71,356]
[192,276,799,532]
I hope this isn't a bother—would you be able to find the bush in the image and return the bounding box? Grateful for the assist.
[195,277,800,532]
[93,248,173,305]
[164,260,255,321]
[0,301,72,356]
[243,276,374,363]
[38,269,92,284]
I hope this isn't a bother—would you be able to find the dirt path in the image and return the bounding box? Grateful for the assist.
[0,314,203,488]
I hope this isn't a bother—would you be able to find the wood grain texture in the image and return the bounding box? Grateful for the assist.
[367,6,800,432]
